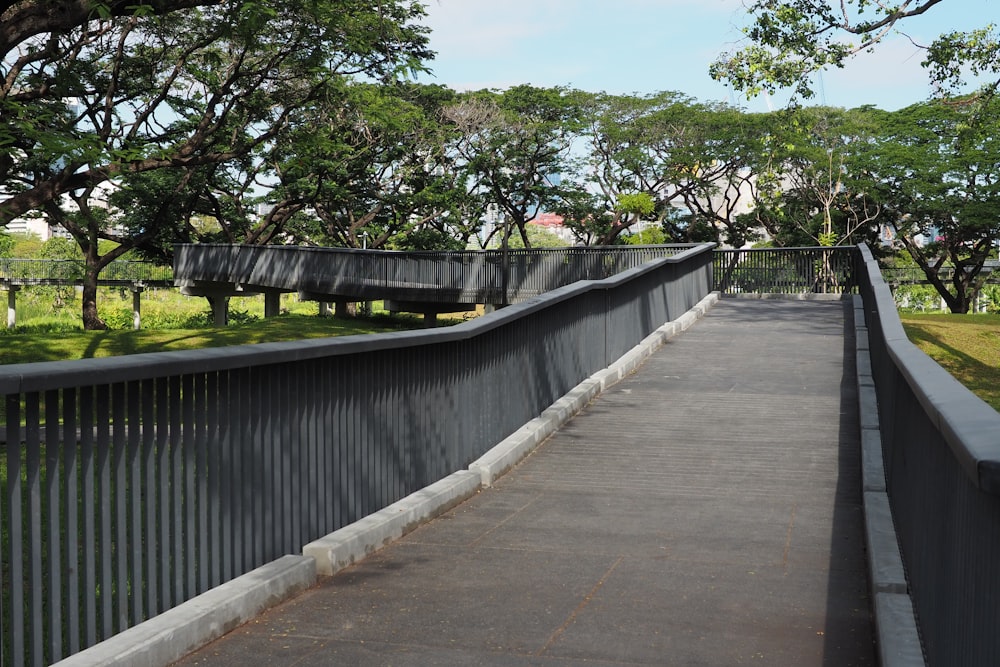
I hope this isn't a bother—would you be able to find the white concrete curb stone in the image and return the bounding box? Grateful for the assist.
[52,555,316,667]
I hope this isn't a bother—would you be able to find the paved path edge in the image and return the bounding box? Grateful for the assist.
[852,295,925,667]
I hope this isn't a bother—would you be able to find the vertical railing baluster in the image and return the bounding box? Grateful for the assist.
[258,366,273,562]
[79,385,96,648]
[141,379,157,617]
[169,376,182,604]
[112,382,128,634]
[207,372,222,589]
[95,384,112,641]
[127,380,143,627]
[182,374,196,598]
[194,374,209,594]
[288,365,301,552]
[241,368,254,570]
[5,395,24,666]
[219,370,232,584]
[229,368,245,575]
[44,389,62,663]
[24,394,42,666]
[155,376,171,611]
[62,386,80,656]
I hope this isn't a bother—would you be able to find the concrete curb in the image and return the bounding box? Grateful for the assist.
[303,470,483,576]
[53,555,316,667]
[852,295,925,666]
[53,291,721,667]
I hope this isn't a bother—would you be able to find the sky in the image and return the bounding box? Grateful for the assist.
[414,0,994,112]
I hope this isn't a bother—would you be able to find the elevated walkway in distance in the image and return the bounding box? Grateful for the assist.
[173,299,875,666]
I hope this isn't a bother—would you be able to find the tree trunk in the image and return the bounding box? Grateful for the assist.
[81,266,107,330]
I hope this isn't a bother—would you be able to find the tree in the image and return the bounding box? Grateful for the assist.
[850,98,1000,313]
[559,91,767,247]
[444,85,585,248]
[749,106,883,249]
[711,0,999,102]
[0,0,222,60]
[268,82,482,250]
[2,0,432,327]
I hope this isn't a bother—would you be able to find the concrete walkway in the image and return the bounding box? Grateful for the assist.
[174,299,875,666]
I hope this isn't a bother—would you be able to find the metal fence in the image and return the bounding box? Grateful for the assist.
[713,246,858,295]
[856,244,1000,666]
[0,243,714,666]
[0,259,173,284]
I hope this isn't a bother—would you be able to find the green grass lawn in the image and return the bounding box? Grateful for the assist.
[900,312,1000,412]
[0,288,476,364]
[0,314,431,365]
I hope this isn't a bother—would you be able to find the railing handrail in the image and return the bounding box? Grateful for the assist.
[1,241,715,666]
[858,244,1000,493]
[859,244,1000,665]
[0,245,714,396]
[0,258,173,282]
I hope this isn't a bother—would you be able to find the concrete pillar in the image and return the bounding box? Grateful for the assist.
[212,296,229,326]
[131,285,144,330]
[6,285,19,328]
[334,301,356,318]
[264,290,281,317]
[318,301,331,317]
[424,312,438,327]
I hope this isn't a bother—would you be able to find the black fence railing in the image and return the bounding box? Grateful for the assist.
[0,259,173,284]
[857,244,1000,666]
[713,246,858,295]
[0,244,714,666]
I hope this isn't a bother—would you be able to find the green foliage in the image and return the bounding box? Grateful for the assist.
[852,97,1000,312]
[506,224,569,249]
[713,0,999,103]
[389,228,466,251]
[616,192,655,217]
[8,233,44,257]
[623,226,667,246]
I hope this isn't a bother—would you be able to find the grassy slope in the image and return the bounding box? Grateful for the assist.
[900,313,1000,412]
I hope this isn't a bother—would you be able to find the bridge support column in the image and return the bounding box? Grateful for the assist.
[334,301,356,318]
[318,302,331,317]
[6,285,18,328]
[211,297,229,326]
[264,290,282,318]
[131,284,144,330]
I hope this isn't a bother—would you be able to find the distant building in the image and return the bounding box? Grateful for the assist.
[530,212,575,244]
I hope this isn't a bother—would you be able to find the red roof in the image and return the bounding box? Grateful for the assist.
[532,213,565,228]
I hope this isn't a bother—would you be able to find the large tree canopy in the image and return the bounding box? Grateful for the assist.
[1,0,431,327]
[711,0,998,101]
[0,0,224,59]
[849,98,1000,313]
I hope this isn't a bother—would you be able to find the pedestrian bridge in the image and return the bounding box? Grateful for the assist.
[3,244,999,666]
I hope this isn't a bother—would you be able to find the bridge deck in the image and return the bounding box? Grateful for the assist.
[177,299,875,666]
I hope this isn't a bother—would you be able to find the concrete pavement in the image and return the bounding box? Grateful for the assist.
[172,299,876,666]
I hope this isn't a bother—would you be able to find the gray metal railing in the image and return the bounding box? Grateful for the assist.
[173,244,688,303]
[1,243,714,666]
[857,244,1000,666]
[0,259,173,284]
[713,246,858,295]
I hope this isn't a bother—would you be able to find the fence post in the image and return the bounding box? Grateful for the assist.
[7,284,19,328]
[131,284,144,330]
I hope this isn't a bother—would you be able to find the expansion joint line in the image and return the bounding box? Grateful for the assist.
[537,554,625,656]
